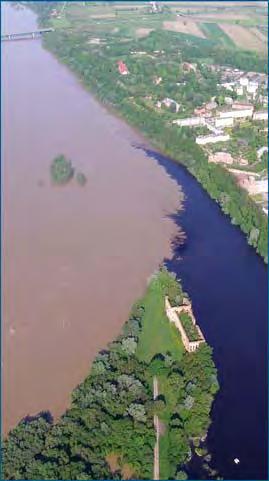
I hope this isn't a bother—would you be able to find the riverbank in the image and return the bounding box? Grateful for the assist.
[3,268,219,480]
[32,3,268,262]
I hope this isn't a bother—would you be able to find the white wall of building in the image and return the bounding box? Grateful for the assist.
[219,109,253,119]
[196,134,230,145]
[215,117,234,128]
[172,117,204,126]
[253,111,268,120]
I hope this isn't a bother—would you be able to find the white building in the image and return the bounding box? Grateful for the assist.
[232,102,253,110]
[257,146,268,159]
[172,117,204,127]
[222,82,235,91]
[196,134,230,145]
[251,180,268,195]
[162,98,180,113]
[219,108,253,119]
[253,111,268,121]
[239,76,249,87]
[247,82,259,95]
[224,96,233,105]
[236,86,244,96]
[215,116,234,128]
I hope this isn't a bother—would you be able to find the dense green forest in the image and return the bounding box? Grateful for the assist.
[28,0,268,261]
[3,269,219,480]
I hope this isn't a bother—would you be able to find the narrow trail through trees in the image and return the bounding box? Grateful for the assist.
[153,376,160,480]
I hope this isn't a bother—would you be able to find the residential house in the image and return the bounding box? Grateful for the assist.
[162,98,180,113]
[117,60,129,75]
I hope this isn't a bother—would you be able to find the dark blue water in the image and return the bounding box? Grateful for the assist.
[141,146,268,480]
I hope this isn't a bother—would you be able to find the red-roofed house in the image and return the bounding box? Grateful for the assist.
[117,60,129,75]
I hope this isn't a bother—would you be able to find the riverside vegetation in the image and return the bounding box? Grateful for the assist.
[29,1,268,262]
[3,268,219,480]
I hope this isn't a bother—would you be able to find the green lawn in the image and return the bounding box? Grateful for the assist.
[135,269,184,478]
[136,271,183,363]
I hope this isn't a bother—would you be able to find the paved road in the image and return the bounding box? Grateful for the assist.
[153,376,160,480]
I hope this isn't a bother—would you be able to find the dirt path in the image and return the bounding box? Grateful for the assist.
[153,376,160,480]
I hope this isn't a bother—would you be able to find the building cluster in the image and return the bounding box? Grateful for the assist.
[172,99,267,145]
[215,65,268,104]
[116,56,268,213]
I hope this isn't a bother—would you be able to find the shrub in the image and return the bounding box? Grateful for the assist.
[50,155,74,185]
[76,172,87,186]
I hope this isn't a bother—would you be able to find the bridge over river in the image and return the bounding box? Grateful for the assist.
[1,28,54,41]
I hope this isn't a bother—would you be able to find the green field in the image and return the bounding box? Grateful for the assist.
[200,22,235,47]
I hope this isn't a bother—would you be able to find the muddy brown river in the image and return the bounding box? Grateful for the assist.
[2,3,182,434]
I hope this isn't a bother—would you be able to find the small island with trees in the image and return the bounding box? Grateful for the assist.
[3,268,219,480]
[50,155,87,187]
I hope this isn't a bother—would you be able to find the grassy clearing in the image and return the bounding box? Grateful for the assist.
[136,272,183,363]
[200,22,235,47]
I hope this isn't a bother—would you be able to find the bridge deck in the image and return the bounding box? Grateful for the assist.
[1,28,54,41]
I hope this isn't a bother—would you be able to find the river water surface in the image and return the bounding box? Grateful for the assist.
[2,3,181,434]
[2,4,268,481]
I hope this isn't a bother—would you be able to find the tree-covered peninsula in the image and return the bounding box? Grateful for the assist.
[3,268,219,480]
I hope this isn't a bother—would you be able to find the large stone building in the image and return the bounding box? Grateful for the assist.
[165,297,205,353]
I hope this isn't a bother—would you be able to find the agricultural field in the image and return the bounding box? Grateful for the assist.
[49,1,267,51]
[199,22,235,47]
[163,19,205,38]
[220,23,268,52]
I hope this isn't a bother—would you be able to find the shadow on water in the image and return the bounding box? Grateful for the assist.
[134,144,268,480]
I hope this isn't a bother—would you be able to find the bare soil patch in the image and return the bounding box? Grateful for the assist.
[159,419,166,436]
[136,27,154,38]
[106,454,120,473]
[90,13,116,19]
[219,23,267,51]
[249,27,268,46]
[163,20,205,38]
[122,464,136,479]
[106,454,135,479]
[192,12,249,20]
